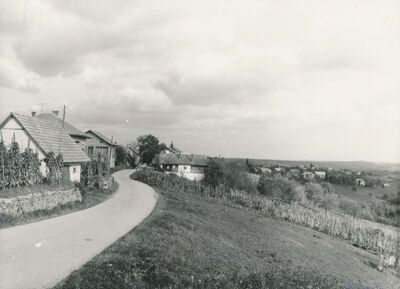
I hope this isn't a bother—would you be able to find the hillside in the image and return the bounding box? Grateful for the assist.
[228,158,400,172]
[54,175,398,289]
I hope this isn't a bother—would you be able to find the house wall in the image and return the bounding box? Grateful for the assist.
[1,117,48,176]
[68,164,81,183]
[163,165,205,181]
[85,132,115,168]
[0,118,45,159]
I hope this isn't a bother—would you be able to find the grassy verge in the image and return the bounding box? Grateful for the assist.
[0,182,75,198]
[0,182,118,229]
[53,175,397,289]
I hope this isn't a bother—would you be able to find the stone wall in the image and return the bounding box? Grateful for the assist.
[0,188,82,216]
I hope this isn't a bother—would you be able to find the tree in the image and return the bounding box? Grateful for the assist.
[137,135,166,165]
[0,140,7,189]
[204,158,224,188]
[115,145,128,166]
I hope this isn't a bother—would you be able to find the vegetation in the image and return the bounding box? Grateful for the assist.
[133,169,399,273]
[53,174,393,289]
[0,140,44,189]
[137,134,167,165]
[80,158,110,190]
[115,145,128,166]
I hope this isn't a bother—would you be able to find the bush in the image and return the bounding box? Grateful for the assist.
[44,152,64,185]
[0,140,45,189]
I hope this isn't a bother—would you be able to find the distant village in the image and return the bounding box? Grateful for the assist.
[252,162,393,189]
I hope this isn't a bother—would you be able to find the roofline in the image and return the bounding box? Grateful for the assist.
[86,130,116,146]
[0,113,47,156]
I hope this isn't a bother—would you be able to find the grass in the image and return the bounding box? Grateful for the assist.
[133,170,399,258]
[54,175,398,289]
[0,182,118,229]
[0,182,75,198]
[332,183,398,202]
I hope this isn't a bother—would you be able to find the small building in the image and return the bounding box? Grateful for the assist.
[260,167,272,174]
[152,152,208,181]
[302,171,315,180]
[356,178,366,187]
[382,183,390,188]
[85,130,117,169]
[0,113,90,182]
[314,171,326,180]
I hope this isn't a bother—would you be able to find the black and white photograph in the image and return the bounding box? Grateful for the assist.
[0,1,399,288]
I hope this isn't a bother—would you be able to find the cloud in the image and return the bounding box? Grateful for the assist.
[0,0,399,162]
[156,45,299,106]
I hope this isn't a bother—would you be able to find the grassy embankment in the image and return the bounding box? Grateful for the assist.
[0,182,118,229]
[53,170,398,289]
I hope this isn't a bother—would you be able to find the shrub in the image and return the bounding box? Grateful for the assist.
[44,152,64,185]
[0,140,44,189]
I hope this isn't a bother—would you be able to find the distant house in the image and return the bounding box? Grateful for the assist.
[260,167,272,174]
[356,178,366,187]
[314,171,326,180]
[0,112,90,182]
[382,183,390,188]
[85,130,117,169]
[152,151,208,181]
[162,142,182,155]
[302,171,315,180]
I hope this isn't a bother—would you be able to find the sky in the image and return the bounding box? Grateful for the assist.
[0,0,399,162]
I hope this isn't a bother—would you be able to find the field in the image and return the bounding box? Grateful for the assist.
[54,175,399,289]
[332,183,398,202]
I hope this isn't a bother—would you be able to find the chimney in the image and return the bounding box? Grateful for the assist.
[31,111,36,117]
[52,110,59,117]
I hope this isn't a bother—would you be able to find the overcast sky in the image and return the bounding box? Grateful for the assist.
[0,0,399,162]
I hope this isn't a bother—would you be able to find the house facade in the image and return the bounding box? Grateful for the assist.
[152,151,208,181]
[85,130,116,169]
[0,113,90,182]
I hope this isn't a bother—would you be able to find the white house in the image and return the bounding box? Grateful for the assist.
[314,171,327,180]
[152,151,208,181]
[0,112,90,182]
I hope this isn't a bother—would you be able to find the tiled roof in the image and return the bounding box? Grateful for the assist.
[85,130,116,146]
[36,113,88,138]
[152,152,208,167]
[10,113,90,163]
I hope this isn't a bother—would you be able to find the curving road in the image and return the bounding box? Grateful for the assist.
[0,169,157,289]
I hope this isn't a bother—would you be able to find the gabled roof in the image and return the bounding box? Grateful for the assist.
[1,113,90,163]
[152,152,208,167]
[85,130,117,146]
[36,113,88,138]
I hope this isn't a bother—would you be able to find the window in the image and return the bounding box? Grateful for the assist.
[72,167,76,174]
[88,146,94,155]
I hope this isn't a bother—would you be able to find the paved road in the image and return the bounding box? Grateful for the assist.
[0,169,157,289]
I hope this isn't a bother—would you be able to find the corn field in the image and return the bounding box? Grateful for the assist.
[133,169,399,273]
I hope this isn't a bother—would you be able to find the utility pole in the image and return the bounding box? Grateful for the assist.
[62,105,66,128]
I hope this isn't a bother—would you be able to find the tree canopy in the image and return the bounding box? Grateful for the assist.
[137,134,167,164]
